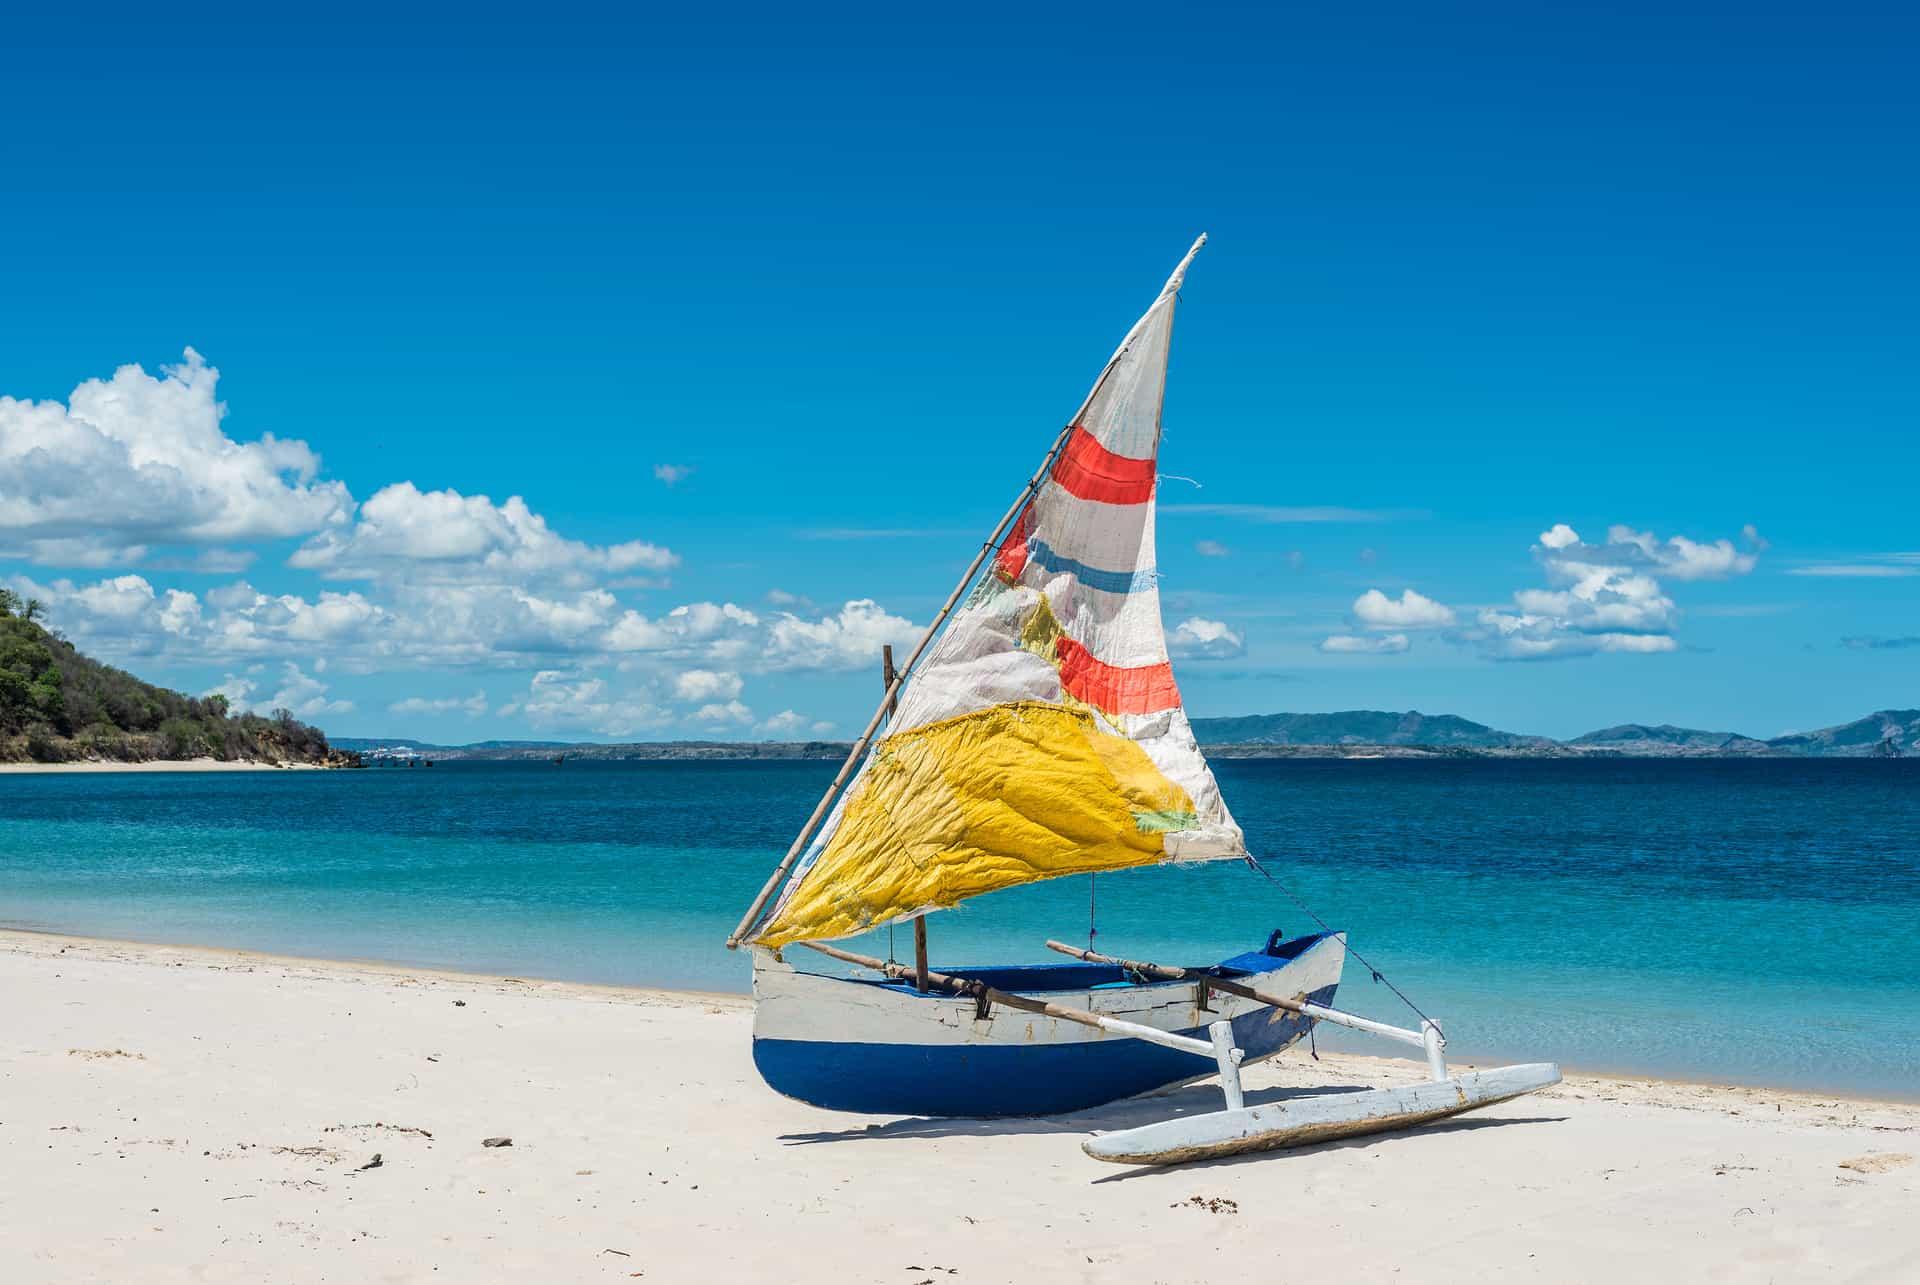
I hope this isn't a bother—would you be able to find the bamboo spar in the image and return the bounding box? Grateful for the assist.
[724,234,1208,950]
[1044,939,1310,1015]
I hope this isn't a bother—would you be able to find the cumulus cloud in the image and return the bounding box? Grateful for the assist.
[1469,522,1759,660]
[693,699,754,725]
[1352,588,1455,629]
[764,599,918,672]
[1166,617,1246,659]
[289,481,676,587]
[1320,633,1410,655]
[672,669,744,701]
[1537,523,1759,582]
[507,670,671,739]
[756,709,813,736]
[260,662,353,717]
[389,691,489,718]
[0,349,352,565]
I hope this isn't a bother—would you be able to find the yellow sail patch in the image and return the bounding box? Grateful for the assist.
[752,701,1197,947]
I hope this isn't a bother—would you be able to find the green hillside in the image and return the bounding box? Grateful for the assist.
[0,589,353,766]
[1190,709,1552,749]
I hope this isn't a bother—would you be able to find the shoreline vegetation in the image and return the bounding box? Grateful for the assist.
[0,590,356,769]
[7,926,1916,1281]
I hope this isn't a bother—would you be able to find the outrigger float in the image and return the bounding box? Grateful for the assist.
[726,236,1559,1165]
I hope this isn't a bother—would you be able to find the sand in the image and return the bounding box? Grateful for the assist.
[2,930,1915,1284]
[0,758,323,773]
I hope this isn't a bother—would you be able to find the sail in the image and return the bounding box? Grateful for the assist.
[750,238,1243,948]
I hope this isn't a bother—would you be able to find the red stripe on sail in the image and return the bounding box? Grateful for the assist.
[1056,636,1180,715]
[995,504,1033,582]
[1050,426,1156,505]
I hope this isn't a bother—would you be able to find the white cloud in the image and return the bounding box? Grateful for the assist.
[511,670,670,739]
[764,599,918,672]
[1352,588,1455,629]
[653,464,693,486]
[1194,539,1230,558]
[204,674,256,707]
[388,691,489,718]
[1540,524,1758,583]
[1320,633,1410,654]
[0,349,352,565]
[289,481,676,587]
[1467,522,1758,660]
[1786,554,1919,578]
[7,572,202,657]
[672,668,743,701]
[261,662,353,718]
[693,699,754,725]
[757,709,809,735]
[1166,616,1246,659]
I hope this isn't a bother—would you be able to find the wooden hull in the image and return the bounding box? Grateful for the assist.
[751,931,1345,1117]
[1082,1062,1564,1165]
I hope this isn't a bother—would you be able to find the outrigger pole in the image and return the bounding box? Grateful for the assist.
[1045,940,1449,1080]
[725,235,1211,950]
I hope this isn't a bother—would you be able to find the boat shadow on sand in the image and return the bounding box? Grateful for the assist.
[780,1079,1567,1174]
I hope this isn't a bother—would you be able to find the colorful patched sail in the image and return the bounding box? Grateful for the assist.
[750,237,1243,948]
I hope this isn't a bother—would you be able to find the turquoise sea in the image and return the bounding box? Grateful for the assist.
[2,759,1915,1096]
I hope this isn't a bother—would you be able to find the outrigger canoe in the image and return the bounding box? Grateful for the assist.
[725,235,1560,1163]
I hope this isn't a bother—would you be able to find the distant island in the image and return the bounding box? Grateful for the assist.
[0,590,355,768]
[340,706,1918,762]
[1188,709,1917,758]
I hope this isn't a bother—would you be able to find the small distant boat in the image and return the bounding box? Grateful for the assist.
[725,237,1558,1163]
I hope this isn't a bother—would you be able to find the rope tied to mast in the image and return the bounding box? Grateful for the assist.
[1243,853,1437,1029]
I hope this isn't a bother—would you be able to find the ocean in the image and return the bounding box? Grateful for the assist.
[2,758,1915,1096]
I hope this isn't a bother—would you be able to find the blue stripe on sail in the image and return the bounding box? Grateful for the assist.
[1026,538,1157,595]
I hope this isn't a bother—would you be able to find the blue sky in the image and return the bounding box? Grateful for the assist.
[2,3,1914,742]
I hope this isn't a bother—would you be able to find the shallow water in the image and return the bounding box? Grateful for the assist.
[2,758,1915,1094]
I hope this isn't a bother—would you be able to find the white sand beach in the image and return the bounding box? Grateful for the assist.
[0,759,323,774]
[3,928,1914,1284]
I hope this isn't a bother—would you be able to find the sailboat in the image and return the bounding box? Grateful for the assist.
[726,236,1559,1162]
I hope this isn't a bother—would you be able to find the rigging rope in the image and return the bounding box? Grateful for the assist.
[1244,854,1437,1029]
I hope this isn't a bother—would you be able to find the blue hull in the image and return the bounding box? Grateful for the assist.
[753,932,1342,1117]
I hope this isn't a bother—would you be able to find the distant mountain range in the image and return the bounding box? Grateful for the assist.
[1189,710,1554,750]
[1189,709,1919,758]
[341,708,1920,761]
